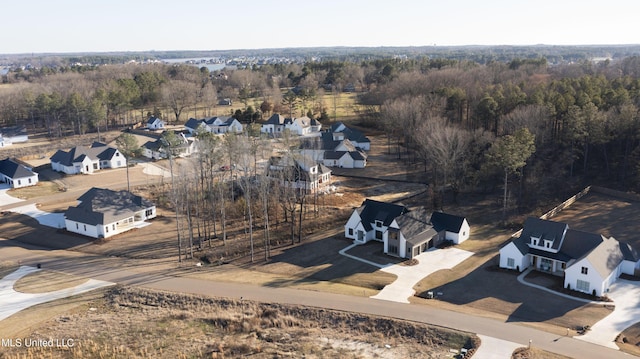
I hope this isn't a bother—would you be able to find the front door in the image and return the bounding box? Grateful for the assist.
[357,230,364,242]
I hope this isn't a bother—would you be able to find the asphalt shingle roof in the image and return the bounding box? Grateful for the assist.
[66,187,154,225]
[0,158,36,179]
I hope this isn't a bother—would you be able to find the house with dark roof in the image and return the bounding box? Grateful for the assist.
[300,132,367,168]
[260,114,286,135]
[50,142,125,175]
[499,217,640,296]
[146,116,165,130]
[141,132,196,160]
[329,122,370,151]
[64,187,156,239]
[0,158,38,188]
[265,155,331,193]
[344,199,470,259]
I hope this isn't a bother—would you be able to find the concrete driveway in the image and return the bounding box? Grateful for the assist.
[8,203,65,228]
[370,247,474,303]
[0,183,24,206]
[0,266,113,322]
[576,279,640,349]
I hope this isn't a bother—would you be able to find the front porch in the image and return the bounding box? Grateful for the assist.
[529,254,566,277]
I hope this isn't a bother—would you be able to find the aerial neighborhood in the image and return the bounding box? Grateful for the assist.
[3,47,640,358]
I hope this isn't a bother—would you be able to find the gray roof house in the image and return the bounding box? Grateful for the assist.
[345,199,470,259]
[0,158,38,188]
[499,217,640,297]
[299,132,368,168]
[50,142,125,175]
[64,187,156,239]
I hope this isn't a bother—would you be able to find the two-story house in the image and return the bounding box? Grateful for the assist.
[344,199,470,259]
[266,155,331,193]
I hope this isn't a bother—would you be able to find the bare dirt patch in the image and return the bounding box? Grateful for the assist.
[14,270,90,294]
[0,286,477,359]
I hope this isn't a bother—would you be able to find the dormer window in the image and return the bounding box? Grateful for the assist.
[531,237,539,246]
[375,220,383,227]
[545,240,552,248]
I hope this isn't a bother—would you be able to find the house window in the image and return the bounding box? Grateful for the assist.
[389,231,398,240]
[113,224,116,230]
[576,279,590,292]
[17,180,21,185]
[28,178,31,184]
[375,230,383,240]
[348,228,354,236]
[146,209,154,217]
[545,241,551,248]
[106,226,109,233]
[531,238,538,246]
[76,223,79,229]
[375,220,383,227]
[507,258,515,268]
[581,267,588,275]
[389,245,398,254]
[83,225,86,231]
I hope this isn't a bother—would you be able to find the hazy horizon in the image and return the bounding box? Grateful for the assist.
[2,0,638,55]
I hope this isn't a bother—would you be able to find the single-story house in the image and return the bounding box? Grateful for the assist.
[146,116,165,130]
[499,217,640,297]
[0,126,28,147]
[0,158,38,188]
[50,142,126,175]
[344,199,469,259]
[64,187,156,239]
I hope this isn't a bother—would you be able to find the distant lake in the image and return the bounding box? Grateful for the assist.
[162,58,228,72]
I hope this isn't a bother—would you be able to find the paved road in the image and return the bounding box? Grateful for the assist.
[0,241,633,359]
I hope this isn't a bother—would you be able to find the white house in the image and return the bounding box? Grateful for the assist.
[0,126,28,147]
[499,217,640,297]
[50,142,126,175]
[261,114,287,135]
[142,133,197,160]
[0,158,38,188]
[430,211,470,244]
[300,132,368,169]
[329,122,370,151]
[185,116,243,135]
[146,116,165,130]
[64,187,156,239]
[285,116,313,136]
[266,155,331,193]
[344,199,469,259]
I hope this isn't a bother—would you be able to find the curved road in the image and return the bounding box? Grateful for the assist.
[0,241,634,359]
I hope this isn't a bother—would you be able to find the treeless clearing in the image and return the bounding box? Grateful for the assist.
[0,286,477,359]
[14,270,90,293]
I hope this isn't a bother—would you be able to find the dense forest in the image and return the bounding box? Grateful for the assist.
[3,50,640,256]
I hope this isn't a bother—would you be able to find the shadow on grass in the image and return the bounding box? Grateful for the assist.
[262,237,395,290]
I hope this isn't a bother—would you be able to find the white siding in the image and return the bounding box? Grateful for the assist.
[12,174,38,188]
[564,258,606,296]
[499,242,528,271]
[65,219,100,238]
[345,210,362,240]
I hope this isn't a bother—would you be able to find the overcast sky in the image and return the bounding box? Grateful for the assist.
[1,0,638,54]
